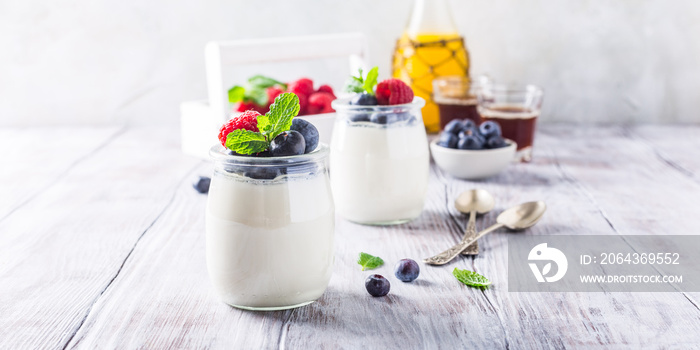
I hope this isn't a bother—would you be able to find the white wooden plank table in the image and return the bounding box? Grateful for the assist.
[1,124,700,349]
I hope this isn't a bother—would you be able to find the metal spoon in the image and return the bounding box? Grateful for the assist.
[424,201,546,265]
[454,189,495,255]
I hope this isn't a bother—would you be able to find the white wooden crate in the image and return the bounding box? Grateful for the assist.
[180,33,368,159]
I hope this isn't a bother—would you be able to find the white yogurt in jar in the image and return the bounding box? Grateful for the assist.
[206,171,334,309]
[330,119,430,224]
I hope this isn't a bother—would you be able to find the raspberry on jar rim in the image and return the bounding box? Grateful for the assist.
[218,110,261,147]
[376,78,414,106]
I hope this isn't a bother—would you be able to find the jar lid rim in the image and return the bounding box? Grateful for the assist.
[209,143,329,166]
[331,96,425,110]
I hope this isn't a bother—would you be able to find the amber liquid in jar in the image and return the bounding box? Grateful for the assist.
[479,105,539,152]
[435,95,481,129]
[392,34,470,134]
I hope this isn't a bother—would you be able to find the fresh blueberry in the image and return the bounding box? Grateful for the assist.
[393,112,412,122]
[458,128,484,142]
[255,150,273,157]
[349,112,371,122]
[350,93,378,106]
[243,167,281,180]
[365,274,390,297]
[462,119,477,131]
[226,149,272,157]
[348,108,373,122]
[370,113,398,125]
[270,130,306,157]
[222,164,241,174]
[284,162,317,176]
[479,121,502,139]
[290,118,319,154]
[394,259,420,282]
[438,132,458,149]
[485,135,508,149]
[444,119,465,135]
[458,134,485,150]
[192,176,211,194]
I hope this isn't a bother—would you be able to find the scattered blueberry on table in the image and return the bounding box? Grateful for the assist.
[394,259,420,282]
[365,274,391,297]
[193,176,211,194]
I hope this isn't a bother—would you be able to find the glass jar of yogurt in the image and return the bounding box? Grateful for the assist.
[330,97,430,225]
[206,144,334,310]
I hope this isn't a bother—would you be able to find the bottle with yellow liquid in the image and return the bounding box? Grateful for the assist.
[392,0,470,133]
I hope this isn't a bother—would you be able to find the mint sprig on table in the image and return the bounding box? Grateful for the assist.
[357,252,384,271]
[453,268,491,288]
[225,93,300,155]
[344,66,379,95]
[228,75,287,106]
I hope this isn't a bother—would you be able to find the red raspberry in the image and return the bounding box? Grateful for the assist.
[266,87,284,107]
[307,92,335,114]
[297,94,309,116]
[233,101,267,114]
[233,101,253,112]
[287,78,314,98]
[218,110,260,147]
[376,79,414,105]
[316,84,336,99]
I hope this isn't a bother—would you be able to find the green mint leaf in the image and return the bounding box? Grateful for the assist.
[245,86,268,106]
[453,268,491,288]
[344,68,366,93]
[344,78,365,93]
[225,129,268,155]
[357,252,384,271]
[363,66,379,95]
[228,86,246,103]
[248,75,286,89]
[258,92,299,140]
[229,75,286,106]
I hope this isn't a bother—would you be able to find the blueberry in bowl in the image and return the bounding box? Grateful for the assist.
[479,120,502,139]
[431,119,516,179]
[457,134,484,150]
[437,132,458,149]
[462,119,477,131]
[485,135,508,149]
[444,119,465,135]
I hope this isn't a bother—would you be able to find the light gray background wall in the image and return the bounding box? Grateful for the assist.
[1,0,699,126]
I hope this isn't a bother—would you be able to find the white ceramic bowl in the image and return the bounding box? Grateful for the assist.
[298,113,336,146]
[430,138,516,180]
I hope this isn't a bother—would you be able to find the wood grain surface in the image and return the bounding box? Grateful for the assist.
[1,125,700,349]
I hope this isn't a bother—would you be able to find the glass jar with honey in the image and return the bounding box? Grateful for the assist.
[392,0,470,133]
